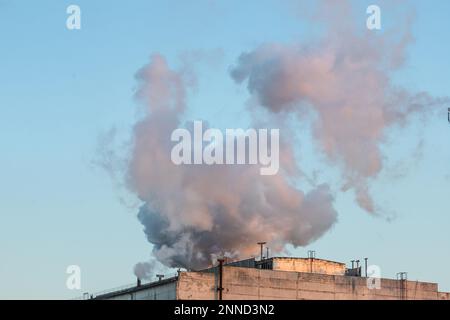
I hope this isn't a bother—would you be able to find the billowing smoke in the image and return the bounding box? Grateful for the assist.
[230,1,448,213]
[134,260,156,280]
[133,257,170,280]
[127,54,337,270]
[106,0,449,272]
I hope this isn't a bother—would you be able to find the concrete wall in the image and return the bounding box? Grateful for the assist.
[221,267,445,300]
[177,271,216,300]
[176,266,448,300]
[272,258,346,276]
[438,292,450,300]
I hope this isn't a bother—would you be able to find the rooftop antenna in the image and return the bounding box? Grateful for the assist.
[156,274,165,282]
[397,272,408,300]
[257,242,266,261]
[364,258,368,277]
[217,259,225,300]
[307,250,316,273]
[356,260,360,276]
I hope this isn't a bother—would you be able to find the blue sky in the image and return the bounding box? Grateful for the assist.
[0,0,449,299]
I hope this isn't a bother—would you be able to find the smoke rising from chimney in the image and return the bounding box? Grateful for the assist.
[126,54,337,270]
[134,260,156,280]
[101,0,449,272]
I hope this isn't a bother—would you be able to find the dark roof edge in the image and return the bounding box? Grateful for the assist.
[93,276,178,300]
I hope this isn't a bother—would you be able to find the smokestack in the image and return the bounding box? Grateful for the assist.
[308,251,315,273]
[364,258,368,277]
[137,277,141,287]
[257,242,266,261]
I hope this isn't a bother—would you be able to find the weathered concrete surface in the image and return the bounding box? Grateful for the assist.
[438,292,450,300]
[176,266,450,300]
[177,271,216,300]
[98,264,450,300]
[272,258,346,276]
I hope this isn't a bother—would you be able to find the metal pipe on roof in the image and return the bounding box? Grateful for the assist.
[257,242,266,261]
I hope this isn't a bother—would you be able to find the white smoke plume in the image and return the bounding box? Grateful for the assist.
[103,0,449,272]
[230,0,449,213]
[127,54,337,270]
[134,260,156,280]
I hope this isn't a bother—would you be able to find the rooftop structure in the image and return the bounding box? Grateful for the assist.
[87,255,450,300]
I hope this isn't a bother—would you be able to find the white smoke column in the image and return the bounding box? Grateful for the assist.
[126,54,337,270]
[230,0,449,213]
[134,260,157,280]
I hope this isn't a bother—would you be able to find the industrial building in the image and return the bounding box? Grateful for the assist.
[90,255,450,300]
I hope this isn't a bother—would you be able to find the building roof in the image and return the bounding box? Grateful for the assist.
[93,276,178,300]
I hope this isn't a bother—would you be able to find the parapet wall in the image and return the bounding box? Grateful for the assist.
[272,258,346,276]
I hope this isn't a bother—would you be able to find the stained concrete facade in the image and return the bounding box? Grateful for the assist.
[177,266,448,300]
[269,257,346,276]
[94,257,450,300]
